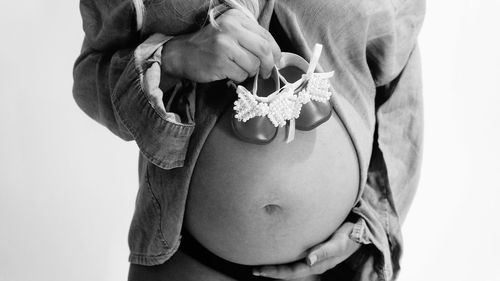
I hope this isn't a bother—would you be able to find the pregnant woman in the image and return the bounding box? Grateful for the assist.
[73,0,425,280]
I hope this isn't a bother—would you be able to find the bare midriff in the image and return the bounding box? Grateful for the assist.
[185,101,360,266]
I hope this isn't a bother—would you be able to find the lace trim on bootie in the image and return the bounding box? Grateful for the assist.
[233,44,336,143]
[233,72,334,127]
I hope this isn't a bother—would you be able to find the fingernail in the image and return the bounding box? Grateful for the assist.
[307,255,317,266]
[252,270,261,276]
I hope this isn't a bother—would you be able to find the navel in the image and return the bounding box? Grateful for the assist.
[263,204,283,215]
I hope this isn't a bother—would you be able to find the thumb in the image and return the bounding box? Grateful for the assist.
[306,222,357,266]
[306,236,341,266]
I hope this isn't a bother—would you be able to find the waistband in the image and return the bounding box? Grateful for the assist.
[180,228,359,281]
[179,229,279,280]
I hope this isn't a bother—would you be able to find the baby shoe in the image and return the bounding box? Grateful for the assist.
[231,44,336,144]
[231,67,281,144]
[276,45,334,131]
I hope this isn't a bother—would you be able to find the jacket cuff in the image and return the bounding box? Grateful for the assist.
[349,217,372,245]
[349,198,403,281]
[111,34,195,170]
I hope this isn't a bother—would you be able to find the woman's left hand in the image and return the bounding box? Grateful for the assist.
[252,221,361,280]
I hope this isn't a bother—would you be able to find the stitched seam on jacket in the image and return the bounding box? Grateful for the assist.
[145,165,170,250]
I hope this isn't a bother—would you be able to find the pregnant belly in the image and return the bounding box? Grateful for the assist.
[185,106,360,266]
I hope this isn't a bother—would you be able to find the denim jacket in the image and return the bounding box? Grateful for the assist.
[73,0,425,280]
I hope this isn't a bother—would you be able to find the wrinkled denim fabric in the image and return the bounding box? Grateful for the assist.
[73,0,424,280]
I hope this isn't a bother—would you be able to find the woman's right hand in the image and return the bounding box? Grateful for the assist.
[161,8,281,83]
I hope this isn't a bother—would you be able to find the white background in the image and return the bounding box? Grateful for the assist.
[0,0,499,280]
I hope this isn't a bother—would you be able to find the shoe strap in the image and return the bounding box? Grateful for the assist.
[277,44,324,93]
[249,67,281,103]
[307,44,323,76]
[286,118,296,143]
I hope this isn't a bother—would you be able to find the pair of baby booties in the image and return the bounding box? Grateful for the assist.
[231,44,336,144]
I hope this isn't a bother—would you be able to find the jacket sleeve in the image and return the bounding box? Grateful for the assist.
[347,0,425,280]
[73,0,195,170]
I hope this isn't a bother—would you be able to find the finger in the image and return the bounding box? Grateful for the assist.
[223,59,249,83]
[306,221,357,266]
[239,18,281,63]
[227,44,260,77]
[309,256,343,275]
[216,10,278,77]
[307,232,360,266]
[306,239,341,266]
[233,31,275,78]
[255,261,312,280]
[258,51,275,79]
[255,257,343,280]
